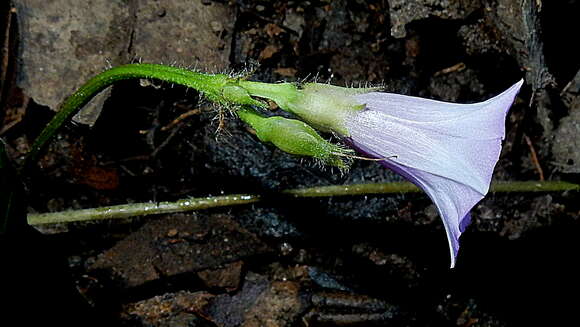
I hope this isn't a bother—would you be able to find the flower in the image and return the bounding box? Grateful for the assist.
[344,80,523,267]
[241,78,523,267]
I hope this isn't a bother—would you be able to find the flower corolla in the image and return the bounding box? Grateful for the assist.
[241,78,523,267]
[344,80,523,267]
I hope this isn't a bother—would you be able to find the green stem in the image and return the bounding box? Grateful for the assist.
[283,180,580,197]
[28,194,260,225]
[24,64,230,167]
[489,181,580,192]
[27,180,579,226]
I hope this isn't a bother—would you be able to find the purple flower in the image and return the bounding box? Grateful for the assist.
[345,80,523,267]
[241,78,523,267]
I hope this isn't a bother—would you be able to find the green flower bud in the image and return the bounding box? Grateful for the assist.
[237,108,352,169]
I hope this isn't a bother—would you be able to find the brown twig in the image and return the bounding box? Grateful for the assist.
[433,62,466,77]
[523,134,545,181]
[160,108,201,131]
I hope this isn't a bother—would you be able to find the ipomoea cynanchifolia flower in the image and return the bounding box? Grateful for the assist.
[344,80,523,267]
[243,79,523,267]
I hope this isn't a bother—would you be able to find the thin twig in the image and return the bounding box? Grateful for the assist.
[433,62,466,77]
[524,134,545,181]
[160,108,201,131]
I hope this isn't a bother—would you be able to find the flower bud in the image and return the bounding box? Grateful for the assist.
[237,109,352,169]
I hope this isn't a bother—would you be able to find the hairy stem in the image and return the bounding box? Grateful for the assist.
[25,64,230,167]
[28,181,578,226]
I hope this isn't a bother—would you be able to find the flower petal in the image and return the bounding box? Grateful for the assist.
[354,80,523,139]
[346,80,523,267]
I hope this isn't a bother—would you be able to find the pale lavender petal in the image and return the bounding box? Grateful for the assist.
[350,141,479,268]
[346,80,523,267]
[356,80,523,139]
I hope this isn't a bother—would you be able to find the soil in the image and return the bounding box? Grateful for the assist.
[1,0,580,326]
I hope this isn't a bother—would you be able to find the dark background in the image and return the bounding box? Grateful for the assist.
[1,0,579,326]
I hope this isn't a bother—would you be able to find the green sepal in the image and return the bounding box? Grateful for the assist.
[239,80,380,136]
[222,84,266,108]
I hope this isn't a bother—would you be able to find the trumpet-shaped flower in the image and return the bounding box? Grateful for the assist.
[344,80,523,267]
[241,78,523,267]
